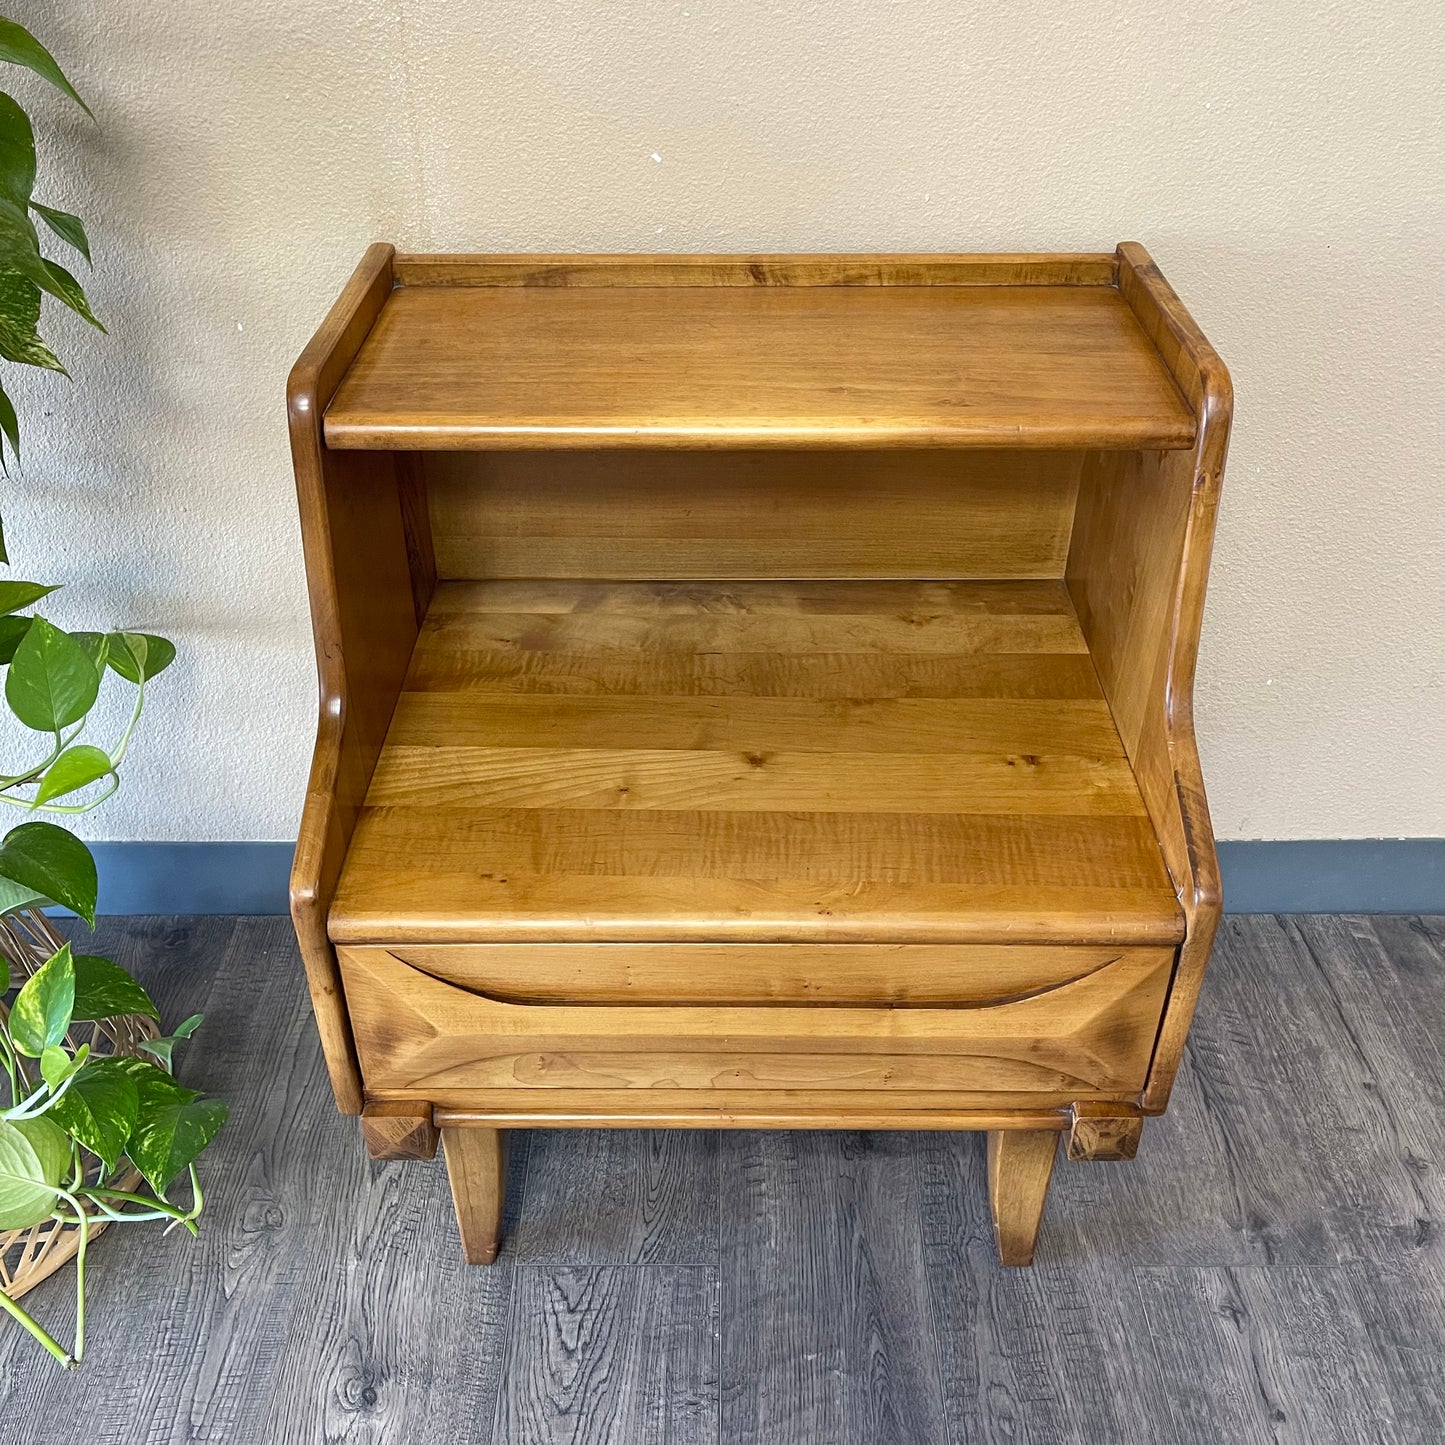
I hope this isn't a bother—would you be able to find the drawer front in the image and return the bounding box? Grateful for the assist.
[338,944,1175,1098]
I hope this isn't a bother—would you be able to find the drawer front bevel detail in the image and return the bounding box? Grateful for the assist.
[379,940,1159,1008]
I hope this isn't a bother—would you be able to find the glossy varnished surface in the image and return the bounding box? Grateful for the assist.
[1074,243,1232,1110]
[422,449,1087,580]
[390,251,1122,288]
[2,914,1441,1444]
[368,940,1169,1006]
[287,241,408,1114]
[323,281,1197,450]
[329,579,1183,946]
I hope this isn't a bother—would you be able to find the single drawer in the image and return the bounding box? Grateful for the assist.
[338,944,1175,1098]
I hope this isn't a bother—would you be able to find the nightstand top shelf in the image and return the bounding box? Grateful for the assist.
[322,252,1198,452]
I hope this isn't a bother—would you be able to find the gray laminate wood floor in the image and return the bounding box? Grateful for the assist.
[0,914,1441,1444]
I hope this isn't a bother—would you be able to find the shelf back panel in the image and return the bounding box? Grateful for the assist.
[421,449,1086,582]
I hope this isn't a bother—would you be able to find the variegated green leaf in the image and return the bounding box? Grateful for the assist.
[0,269,62,371]
[30,202,88,262]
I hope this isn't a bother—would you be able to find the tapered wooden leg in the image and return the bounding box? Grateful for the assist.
[442,1126,508,1265]
[987,1129,1058,1267]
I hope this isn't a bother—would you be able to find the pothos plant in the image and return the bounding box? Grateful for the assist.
[0,18,226,1369]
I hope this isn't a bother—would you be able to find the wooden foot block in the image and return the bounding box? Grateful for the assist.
[360,1102,439,1160]
[442,1126,508,1265]
[987,1129,1059,1267]
[1067,1102,1143,1161]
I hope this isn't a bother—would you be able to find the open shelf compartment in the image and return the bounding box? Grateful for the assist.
[330,576,1182,949]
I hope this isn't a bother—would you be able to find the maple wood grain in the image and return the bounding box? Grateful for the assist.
[988,1129,1059,1266]
[324,282,1196,451]
[288,242,412,1114]
[1070,242,1231,1111]
[338,942,1175,1099]
[391,251,1120,288]
[329,579,1182,947]
[442,1127,508,1265]
[378,940,1162,1007]
[423,450,1085,580]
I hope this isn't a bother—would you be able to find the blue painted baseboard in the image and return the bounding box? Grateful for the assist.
[1216,839,1444,914]
[53,838,1445,917]
[83,842,296,917]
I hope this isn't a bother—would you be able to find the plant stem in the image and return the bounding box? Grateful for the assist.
[0,1282,73,1368]
[107,675,146,770]
[67,1199,172,1224]
[0,720,86,792]
[0,1085,49,1120]
[0,776,120,815]
[50,1189,88,1365]
[81,1185,199,1227]
[71,1199,87,1364]
[0,732,67,790]
[1,1066,78,1121]
[0,1028,18,1107]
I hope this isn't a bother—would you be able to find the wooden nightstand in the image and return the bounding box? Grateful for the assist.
[288,245,1229,1267]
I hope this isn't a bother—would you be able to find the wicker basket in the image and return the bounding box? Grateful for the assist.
[0,910,159,1301]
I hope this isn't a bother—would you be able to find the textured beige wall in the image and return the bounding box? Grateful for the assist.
[3,1,1442,841]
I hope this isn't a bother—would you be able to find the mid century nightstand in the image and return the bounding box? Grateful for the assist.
[288,244,1228,1266]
